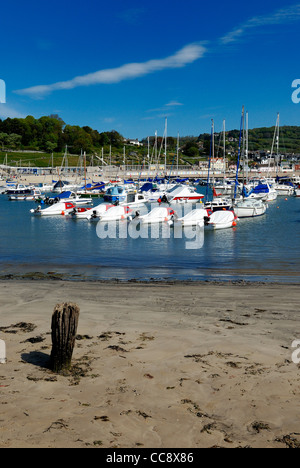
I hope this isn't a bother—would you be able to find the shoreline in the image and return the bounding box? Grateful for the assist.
[0,270,299,285]
[0,280,299,448]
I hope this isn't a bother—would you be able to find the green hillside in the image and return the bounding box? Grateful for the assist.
[0,114,299,168]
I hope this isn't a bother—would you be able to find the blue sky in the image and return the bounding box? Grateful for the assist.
[1,0,300,139]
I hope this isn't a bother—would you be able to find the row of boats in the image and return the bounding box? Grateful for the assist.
[1,174,299,231]
[29,201,238,230]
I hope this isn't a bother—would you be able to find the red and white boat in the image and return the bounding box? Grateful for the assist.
[162,185,204,203]
[30,201,76,216]
[70,203,114,219]
[138,206,177,224]
[204,210,238,230]
[97,205,133,222]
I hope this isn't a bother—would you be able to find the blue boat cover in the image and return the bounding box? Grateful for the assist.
[140,183,154,192]
[252,184,269,193]
[56,191,72,199]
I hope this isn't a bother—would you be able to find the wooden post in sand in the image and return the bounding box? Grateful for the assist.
[50,303,80,373]
[0,339,6,364]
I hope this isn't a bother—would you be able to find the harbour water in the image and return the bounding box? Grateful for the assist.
[0,189,299,283]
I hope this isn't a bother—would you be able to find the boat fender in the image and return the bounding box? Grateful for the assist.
[232,221,237,227]
[61,211,65,215]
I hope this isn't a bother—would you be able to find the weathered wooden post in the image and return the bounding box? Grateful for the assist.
[50,302,80,373]
[0,339,6,364]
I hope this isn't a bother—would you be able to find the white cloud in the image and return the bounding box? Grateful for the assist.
[15,43,206,99]
[220,3,300,44]
[165,101,184,107]
[103,117,116,123]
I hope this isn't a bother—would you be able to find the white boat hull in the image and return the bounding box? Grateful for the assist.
[275,188,294,196]
[175,209,207,227]
[234,205,266,218]
[139,207,176,224]
[205,211,237,230]
[30,201,76,216]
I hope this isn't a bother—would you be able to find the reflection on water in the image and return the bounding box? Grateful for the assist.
[0,193,299,282]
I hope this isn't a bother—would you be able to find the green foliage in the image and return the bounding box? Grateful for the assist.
[0,115,125,155]
[182,141,200,157]
[199,126,300,154]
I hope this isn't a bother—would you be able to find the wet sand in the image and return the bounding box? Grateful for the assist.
[0,280,299,448]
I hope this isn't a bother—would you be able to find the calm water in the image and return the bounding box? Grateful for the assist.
[0,189,299,282]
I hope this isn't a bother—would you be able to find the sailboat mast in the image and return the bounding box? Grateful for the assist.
[177,132,179,172]
[246,112,249,184]
[205,119,214,202]
[212,119,215,187]
[270,113,280,176]
[234,106,245,200]
[223,119,226,181]
[84,151,87,191]
[276,113,280,175]
[164,117,167,173]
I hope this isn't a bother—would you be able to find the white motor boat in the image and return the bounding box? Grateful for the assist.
[96,205,133,222]
[6,184,35,198]
[52,180,83,193]
[119,192,147,207]
[8,188,43,201]
[163,184,205,203]
[141,183,176,202]
[234,198,267,218]
[36,183,55,193]
[273,183,294,196]
[71,203,114,220]
[248,183,277,202]
[174,208,207,227]
[30,201,76,216]
[44,191,93,206]
[204,210,237,230]
[204,197,233,212]
[138,206,177,224]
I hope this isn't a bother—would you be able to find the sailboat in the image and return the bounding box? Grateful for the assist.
[204,119,233,211]
[233,109,268,217]
[203,118,237,229]
[268,114,292,196]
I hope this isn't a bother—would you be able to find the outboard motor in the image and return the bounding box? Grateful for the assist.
[204,216,210,226]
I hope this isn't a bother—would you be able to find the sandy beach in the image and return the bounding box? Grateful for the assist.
[0,279,299,448]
